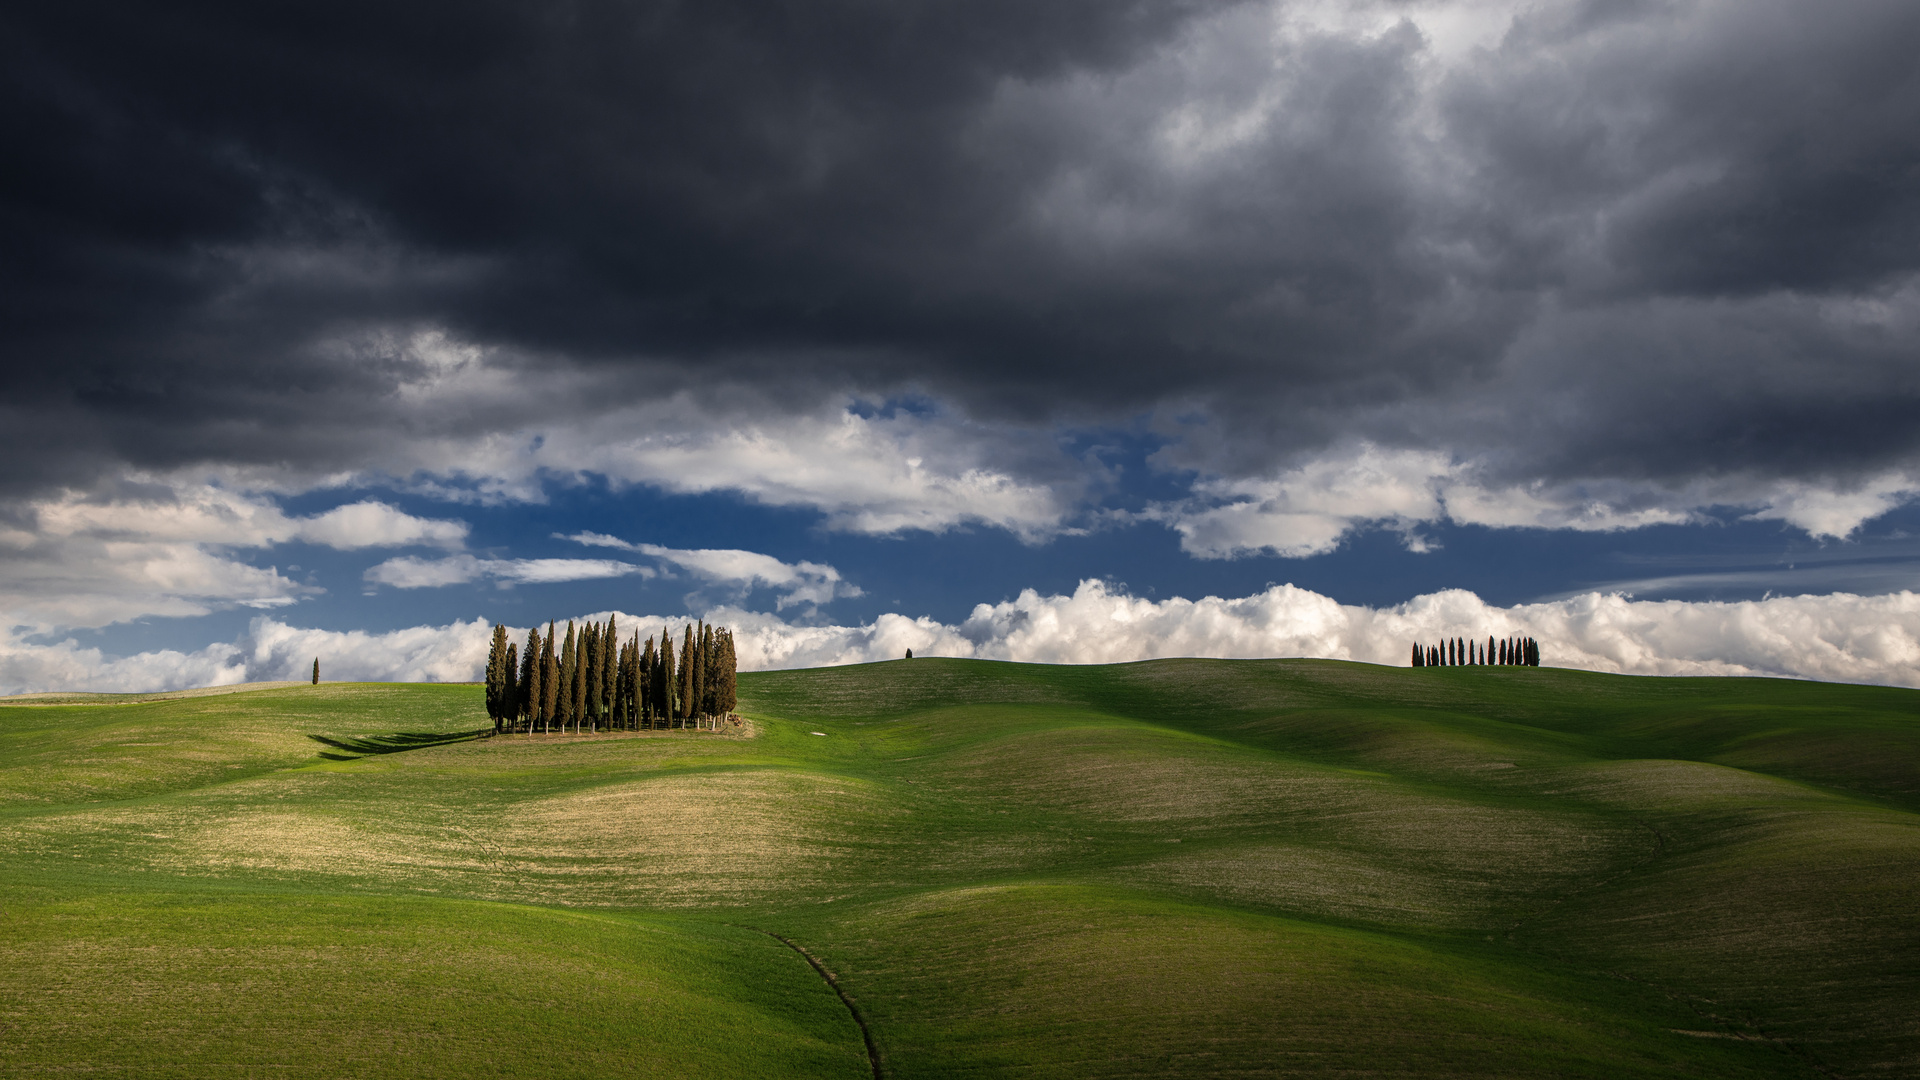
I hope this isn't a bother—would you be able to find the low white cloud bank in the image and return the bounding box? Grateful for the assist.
[1,484,471,631]
[0,615,493,694]
[562,532,861,609]
[7,581,1919,695]
[1156,444,1920,559]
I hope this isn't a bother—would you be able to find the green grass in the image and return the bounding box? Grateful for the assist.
[2,659,1917,1077]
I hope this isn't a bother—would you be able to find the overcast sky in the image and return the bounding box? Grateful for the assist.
[5,0,1920,691]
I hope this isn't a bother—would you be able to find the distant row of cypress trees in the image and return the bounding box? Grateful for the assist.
[1412,636,1539,667]
[483,618,738,734]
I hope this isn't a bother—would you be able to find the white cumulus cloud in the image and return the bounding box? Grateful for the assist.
[1155,443,1919,559]
[362,555,653,589]
[0,483,472,632]
[562,532,860,609]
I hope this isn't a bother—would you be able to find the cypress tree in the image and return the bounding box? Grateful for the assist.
[540,622,559,732]
[312,658,319,685]
[610,638,625,731]
[603,617,618,727]
[557,622,575,732]
[502,642,517,732]
[699,623,715,719]
[719,629,738,715]
[570,623,587,732]
[520,628,539,733]
[659,632,676,725]
[579,618,595,726]
[489,625,511,726]
[623,635,639,730]
[1411,642,1421,667]
[483,626,501,727]
[484,627,499,721]
[679,624,696,726]
[641,635,656,728]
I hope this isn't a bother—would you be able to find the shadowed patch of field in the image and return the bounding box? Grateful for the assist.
[791,882,1796,1079]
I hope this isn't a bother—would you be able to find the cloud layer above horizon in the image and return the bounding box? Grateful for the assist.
[6,581,1918,697]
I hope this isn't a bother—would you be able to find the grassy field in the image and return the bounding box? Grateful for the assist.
[2,660,1916,1077]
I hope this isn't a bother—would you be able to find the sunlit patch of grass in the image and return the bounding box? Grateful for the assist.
[0,887,869,1080]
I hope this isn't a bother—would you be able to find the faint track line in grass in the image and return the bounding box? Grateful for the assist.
[741,926,883,1080]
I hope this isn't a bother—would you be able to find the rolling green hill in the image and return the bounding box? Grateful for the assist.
[2,659,1916,1078]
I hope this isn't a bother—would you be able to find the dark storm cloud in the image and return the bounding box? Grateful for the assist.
[3,0,1919,500]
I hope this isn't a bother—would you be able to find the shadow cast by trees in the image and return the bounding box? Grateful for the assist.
[309,729,492,761]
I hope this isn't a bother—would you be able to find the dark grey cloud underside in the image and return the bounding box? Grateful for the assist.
[3,0,1919,498]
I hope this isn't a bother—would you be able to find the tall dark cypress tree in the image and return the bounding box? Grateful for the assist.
[557,622,576,732]
[641,635,657,728]
[660,630,675,722]
[719,629,738,715]
[602,617,618,726]
[622,635,638,730]
[521,627,540,733]
[695,623,712,719]
[678,624,695,726]
[484,625,503,724]
[502,642,517,732]
[570,623,587,732]
[540,623,559,732]
[582,623,600,732]
[611,637,626,731]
